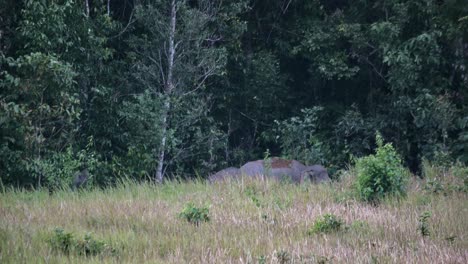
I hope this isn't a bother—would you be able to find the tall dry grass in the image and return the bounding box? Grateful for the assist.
[0,170,466,263]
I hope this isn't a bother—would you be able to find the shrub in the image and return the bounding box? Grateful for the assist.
[244,185,262,207]
[355,133,408,202]
[275,250,291,264]
[422,159,468,194]
[418,211,431,237]
[424,177,445,194]
[267,107,329,166]
[48,228,74,254]
[29,137,101,190]
[48,228,115,256]
[179,203,210,226]
[308,214,344,234]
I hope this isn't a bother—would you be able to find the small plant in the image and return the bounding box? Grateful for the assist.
[179,202,210,226]
[77,233,108,256]
[355,133,408,202]
[445,235,457,244]
[308,214,344,234]
[274,195,292,210]
[317,255,332,264]
[423,160,468,194]
[424,178,445,194]
[49,228,74,254]
[418,211,431,237]
[275,249,290,264]
[349,220,369,231]
[257,255,266,264]
[245,185,262,207]
[48,228,115,256]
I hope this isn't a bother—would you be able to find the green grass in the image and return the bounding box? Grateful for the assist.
[0,172,467,263]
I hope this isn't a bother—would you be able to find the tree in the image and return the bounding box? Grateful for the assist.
[0,0,119,187]
[128,0,229,182]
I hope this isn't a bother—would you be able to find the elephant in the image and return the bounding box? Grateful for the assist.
[300,164,330,183]
[208,167,241,182]
[208,157,330,184]
[72,168,89,190]
[240,157,305,183]
[240,157,330,183]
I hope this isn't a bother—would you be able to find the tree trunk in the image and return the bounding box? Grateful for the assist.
[107,0,111,16]
[85,0,90,17]
[155,0,177,183]
[155,100,170,183]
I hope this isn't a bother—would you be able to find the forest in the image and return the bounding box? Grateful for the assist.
[1,1,468,263]
[1,0,467,188]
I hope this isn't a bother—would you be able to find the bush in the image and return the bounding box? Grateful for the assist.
[179,203,210,226]
[267,107,329,165]
[48,228,116,256]
[418,211,432,237]
[244,185,262,207]
[29,137,101,190]
[355,133,408,202]
[422,159,468,194]
[308,214,344,234]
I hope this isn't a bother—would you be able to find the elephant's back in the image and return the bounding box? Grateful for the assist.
[209,167,240,182]
[240,160,264,176]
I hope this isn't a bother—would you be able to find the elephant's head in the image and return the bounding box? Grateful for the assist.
[300,165,330,183]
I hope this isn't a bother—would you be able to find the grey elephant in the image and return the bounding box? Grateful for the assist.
[240,157,330,183]
[208,167,241,183]
[209,157,330,183]
[72,168,89,190]
[300,164,330,183]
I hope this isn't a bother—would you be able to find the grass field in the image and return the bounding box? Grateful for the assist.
[1,171,467,263]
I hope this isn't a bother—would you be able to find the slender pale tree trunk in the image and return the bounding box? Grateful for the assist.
[155,0,177,183]
[85,0,90,17]
[107,0,111,16]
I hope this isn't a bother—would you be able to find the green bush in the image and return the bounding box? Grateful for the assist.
[244,185,262,207]
[179,203,210,226]
[268,107,329,166]
[29,137,101,190]
[48,228,74,254]
[308,214,344,234]
[422,159,468,194]
[355,133,408,202]
[418,211,431,237]
[48,228,115,256]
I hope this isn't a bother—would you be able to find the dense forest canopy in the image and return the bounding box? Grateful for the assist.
[1,0,467,188]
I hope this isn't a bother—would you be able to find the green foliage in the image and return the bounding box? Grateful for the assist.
[1,0,467,187]
[257,255,267,264]
[418,211,432,237]
[28,138,101,190]
[0,0,119,187]
[308,214,344,234]
[48,228,74,254]
[270,107,328,165]
[244,185,262,207]
[349,220,370,233]
[422,160,468,194]
[355,134,408,202]
[48,228,116,256]
[334,106,375,161]
[125,0,232,180]
[179,203,210,226]
[424,178,445,195]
